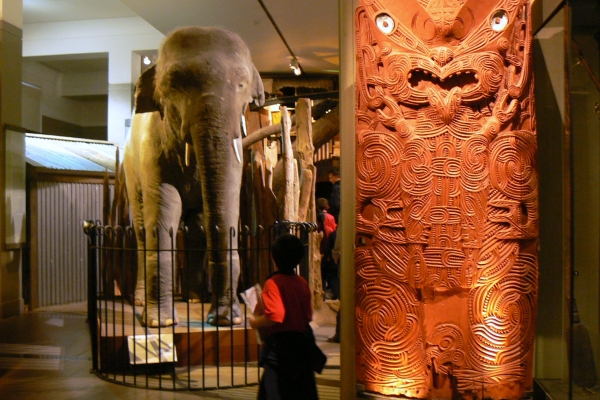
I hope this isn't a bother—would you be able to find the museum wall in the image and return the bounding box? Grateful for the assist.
[21,81,40,131]
[23,17,164,145]
[22,60,108,138]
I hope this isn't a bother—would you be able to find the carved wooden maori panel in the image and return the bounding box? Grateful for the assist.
[355,1,538,398]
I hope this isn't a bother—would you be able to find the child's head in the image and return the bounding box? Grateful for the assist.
[316,197,329,212]
[271,233,304,273]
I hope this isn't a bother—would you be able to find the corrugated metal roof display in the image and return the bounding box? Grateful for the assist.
[26,134,122,172]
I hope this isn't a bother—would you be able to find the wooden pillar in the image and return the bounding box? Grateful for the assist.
[280,106,298,221]
[0,0,24,319]
[339,0,357,398]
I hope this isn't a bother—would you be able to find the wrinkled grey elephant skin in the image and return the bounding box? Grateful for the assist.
[123,26,265,327]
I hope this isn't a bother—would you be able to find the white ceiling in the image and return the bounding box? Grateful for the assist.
[23,0,137,23]
[22,0,340,76]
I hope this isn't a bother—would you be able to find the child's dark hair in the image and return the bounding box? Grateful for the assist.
[317,212,325,225]
[316,197,329,211]
[271,233,304,273]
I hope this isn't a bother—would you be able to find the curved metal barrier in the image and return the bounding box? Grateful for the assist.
[83,220,316,390]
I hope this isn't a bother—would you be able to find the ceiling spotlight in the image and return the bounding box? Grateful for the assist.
[143,56,151,65]
[289,57,301,76]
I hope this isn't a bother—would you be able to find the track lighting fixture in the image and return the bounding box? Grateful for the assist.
[290,57,302,76]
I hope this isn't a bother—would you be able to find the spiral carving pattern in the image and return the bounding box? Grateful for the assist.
[356,0,537,398]
[357,130,404,200]
[356,249,429,397]
[401,139,433,196]
[490,132,537,202]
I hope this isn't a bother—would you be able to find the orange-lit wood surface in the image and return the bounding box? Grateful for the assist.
[355,1,538,398]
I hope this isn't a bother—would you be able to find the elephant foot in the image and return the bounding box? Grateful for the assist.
[142,306,179,327]
[134,286,146,306]
[207,302,243,326]
[207,315,243,326]
[146,317,179,328]
[188,298,201,304]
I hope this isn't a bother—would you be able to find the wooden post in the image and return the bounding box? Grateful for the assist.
[295,98,316,222]
[295,98,323,309]
[280,107,297,221]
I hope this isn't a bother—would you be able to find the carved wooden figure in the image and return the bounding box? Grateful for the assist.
[355,1,538,399]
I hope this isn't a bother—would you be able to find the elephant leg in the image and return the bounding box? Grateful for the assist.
[140,183,182,327]
[128,186,148,307]
[181,213,209,304]
[206,250,243,326]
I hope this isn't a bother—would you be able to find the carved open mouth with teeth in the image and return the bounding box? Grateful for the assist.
[408,69,480,93]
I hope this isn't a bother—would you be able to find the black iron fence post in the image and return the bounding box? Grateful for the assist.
[83,220,99,372]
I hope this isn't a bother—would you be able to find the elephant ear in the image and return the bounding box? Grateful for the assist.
[134,65,162,115]
[251,65,265,106]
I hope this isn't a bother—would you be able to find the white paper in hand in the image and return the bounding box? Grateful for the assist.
[240,283,264,344]
[240,283,262,313]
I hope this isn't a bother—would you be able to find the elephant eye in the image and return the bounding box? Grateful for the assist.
[376,13,395,34]
[490,10,509,32]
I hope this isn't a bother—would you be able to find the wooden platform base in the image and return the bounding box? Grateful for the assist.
[96,301,260,374]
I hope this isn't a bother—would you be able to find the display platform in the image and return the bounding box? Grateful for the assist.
[96,301,260,374]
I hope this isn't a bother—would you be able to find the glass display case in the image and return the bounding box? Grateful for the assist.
[534,1,600,398]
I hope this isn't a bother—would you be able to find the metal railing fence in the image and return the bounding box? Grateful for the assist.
[83,220,316,390]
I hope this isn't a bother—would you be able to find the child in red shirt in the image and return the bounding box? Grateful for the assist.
[249,233,321,400]
[316,197,337,238]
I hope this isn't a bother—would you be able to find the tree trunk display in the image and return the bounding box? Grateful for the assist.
[354,1,538,399]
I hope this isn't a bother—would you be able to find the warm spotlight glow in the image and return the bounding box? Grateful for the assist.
[289,57,301,75]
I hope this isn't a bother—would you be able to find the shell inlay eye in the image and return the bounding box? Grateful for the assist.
[490,10,509,31]
[376,13,395,34]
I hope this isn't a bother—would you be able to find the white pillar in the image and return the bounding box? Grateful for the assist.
[107,48,142,145]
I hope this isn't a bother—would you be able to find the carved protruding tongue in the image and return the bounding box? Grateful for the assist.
[185,143,192,166]
[426,86,462,125]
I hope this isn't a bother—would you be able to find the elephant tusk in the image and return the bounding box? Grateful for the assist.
[185,143,192,166]
[233,137,242,164]
[241,113,247,137]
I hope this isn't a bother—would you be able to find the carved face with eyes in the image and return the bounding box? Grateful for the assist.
[357,0,530,126]
[354,2,537,398]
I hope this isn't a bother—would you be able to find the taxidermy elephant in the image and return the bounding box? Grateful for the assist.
[123,26,265,327]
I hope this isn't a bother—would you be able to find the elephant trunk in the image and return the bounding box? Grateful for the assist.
[189,95,243,325]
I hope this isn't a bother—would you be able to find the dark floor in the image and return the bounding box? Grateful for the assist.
[0,302,340,400]
[536,379,600,400]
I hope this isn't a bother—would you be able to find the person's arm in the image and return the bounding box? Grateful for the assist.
[248,314,278,329]
[332,221,341,264]
[248,278,284,330]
